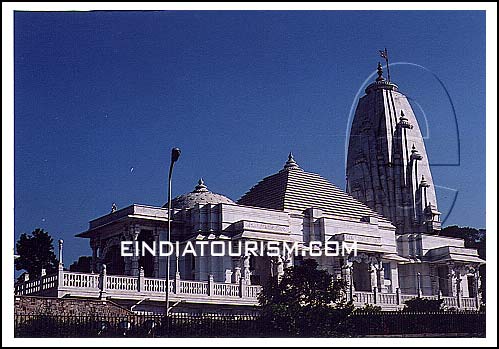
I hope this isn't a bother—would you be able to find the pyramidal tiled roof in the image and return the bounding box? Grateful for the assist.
[237,154,393,225]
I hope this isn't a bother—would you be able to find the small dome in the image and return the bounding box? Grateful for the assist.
[166,178,234,209]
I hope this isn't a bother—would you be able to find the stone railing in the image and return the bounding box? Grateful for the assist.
[352,288,479,310]
[14,267,262,306]
[15,270,478,310]
[63,271,99,289]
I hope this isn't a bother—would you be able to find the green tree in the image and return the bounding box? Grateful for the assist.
[258,259,353,337]
[403,297,444,312]
[15,228,59,280]
[69,256,92,273]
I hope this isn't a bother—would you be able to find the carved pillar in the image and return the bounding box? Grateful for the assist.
[447,263,457,297]
[456,270,462,309]
[416,272,422,297]
[474,268,481,309]
[342,260,354,302]
[376,262,385,293]
[153,229,160,278]
[276,257,284,281]
[242,255,251,285]
[130,225,140,276]
[234,267,242,284]
[369,261,378,292]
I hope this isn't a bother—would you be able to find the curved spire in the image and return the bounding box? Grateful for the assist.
[194,178,209,192]
[283,152,300,170]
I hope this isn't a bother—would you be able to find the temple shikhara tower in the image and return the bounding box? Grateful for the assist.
[347,62,441,234]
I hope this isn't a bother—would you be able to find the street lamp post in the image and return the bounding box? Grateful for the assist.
[165,147,181,318]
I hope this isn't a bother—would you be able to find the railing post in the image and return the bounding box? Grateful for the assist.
[239,276,246,298]
[416,272,422,297]
[208,274,214,297]
[396,287,401,305]
[138,266,145,292]
[99,264,107,300]
[174,271,180,294]
[373,287,378,304]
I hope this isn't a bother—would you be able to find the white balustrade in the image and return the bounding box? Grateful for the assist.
[354,291,374,304]
[442,296,458,307]
[42,274,58,290]
[378,293,398,305]
[106,275,138,291]
[63,272,99,289]
[144,278,164,292]
[178,280,208,295]
[461,297,477,309]
[245,285,261,299]
[213,283,240,297]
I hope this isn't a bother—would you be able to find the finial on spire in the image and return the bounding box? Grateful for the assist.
[283,152,300,170]
[194,178,208,192]
[376,62,384,81]
[378,48,391,82]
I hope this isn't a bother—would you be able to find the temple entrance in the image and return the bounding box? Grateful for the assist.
[104,245,125,275]
[250,256,272,286]
[353,262,371,291]
[437,265,450,296]
[467,275,477,298]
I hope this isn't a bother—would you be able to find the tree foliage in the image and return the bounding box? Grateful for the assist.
[15,228,59,280]
[403,297,444,313]
[258,259,353,336]
[69,256,92,273]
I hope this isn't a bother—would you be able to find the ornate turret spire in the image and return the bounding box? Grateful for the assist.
[194,178,209,192]
[411,144,423,160]
[398,110,412,129]
[283,152,300,170]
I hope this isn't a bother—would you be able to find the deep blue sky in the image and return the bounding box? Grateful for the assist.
[14,11,486,266]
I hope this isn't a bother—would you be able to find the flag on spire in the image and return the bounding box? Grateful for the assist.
[379,48,388,59]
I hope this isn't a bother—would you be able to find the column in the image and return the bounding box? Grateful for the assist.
[474,269,481,309]
[58,239,64,266]
[242,255,251,285]
[153,228,160,278]
[376,262,386,293]
[369,262,378,292]
[130,225,140,276]
[447,263,457,297]
[342,261,354,302]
